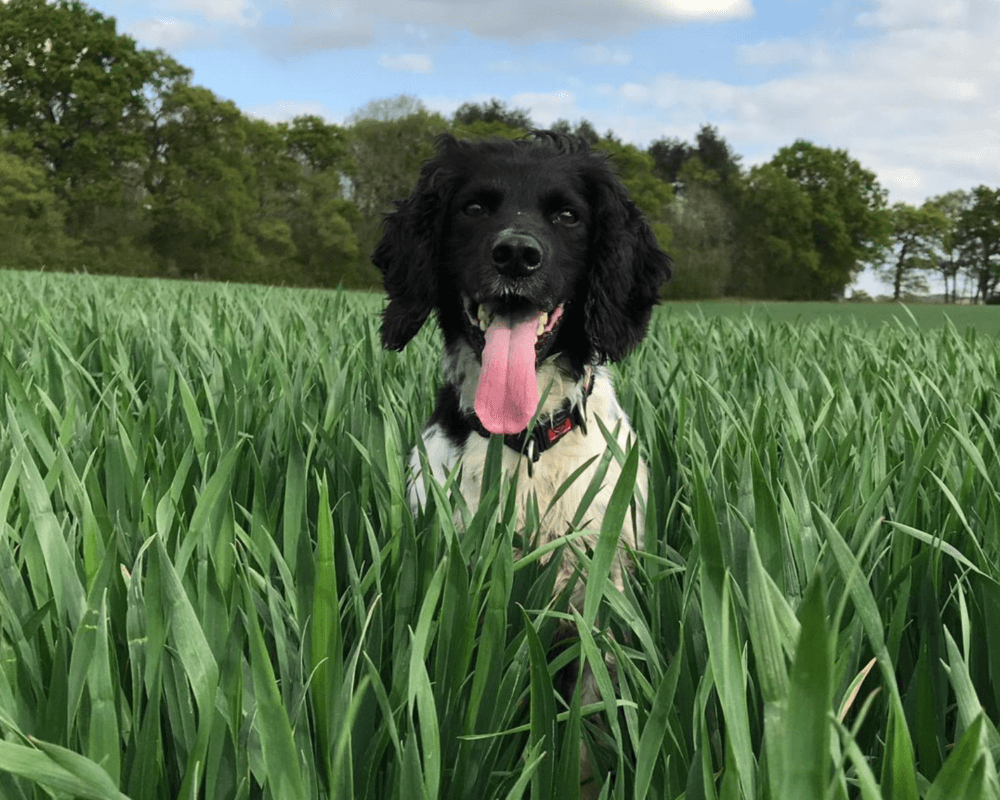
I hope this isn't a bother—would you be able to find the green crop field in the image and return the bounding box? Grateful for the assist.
[662,299,1000,335]
[1,269,999,800]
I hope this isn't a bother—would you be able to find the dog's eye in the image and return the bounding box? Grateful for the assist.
[463,202,485,217]
[552,208,579,226]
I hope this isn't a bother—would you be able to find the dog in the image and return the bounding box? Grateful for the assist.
[373,131,671,793]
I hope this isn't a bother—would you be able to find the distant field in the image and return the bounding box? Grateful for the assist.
[1,269,999,799]
[663,299,1000,335]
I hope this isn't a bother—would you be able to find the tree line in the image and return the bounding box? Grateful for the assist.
[2,0,998,302]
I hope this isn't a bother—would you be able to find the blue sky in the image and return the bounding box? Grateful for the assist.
[89,0,999,296]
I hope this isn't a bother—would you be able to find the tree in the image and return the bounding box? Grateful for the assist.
[0,150,72,269]
[732,163,820,298]
[346,94,426,124]
[648,125,741,196]
[282,114,350,174]
[926,190,972,302]
[648,126,742,296]
[144,84,260,279]
[648,136,691,186]
[453,98,534,131]
[0,0,189,240]
[594,137,673,258]
[955,186,1000,303]
[694,124,742,194]
[595,139,673,220]
[345,99,449,276]
[271,116,361,285]
[286,171,363,286]
[750,141,890,299]
[877,201,949,300]
[662,183,733,298]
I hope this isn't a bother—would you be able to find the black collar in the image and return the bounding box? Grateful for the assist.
[466,369,595,473]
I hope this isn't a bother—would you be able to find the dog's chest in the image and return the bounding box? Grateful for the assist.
[408,375,646,553]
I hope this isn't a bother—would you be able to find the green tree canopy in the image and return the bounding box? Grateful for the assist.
[345,98,449,273]
[453,98,534,131]
[0,0,188,237]
[282,114,350,174]
[743,141,890,299]
[0,150,70,269]
[648,124,741,192]
[734,163,820,299]
[926,189,972,302]
[956,186,1000,302]
[144,84,259,279]
[550,118,600,145]
[878,201,950,300]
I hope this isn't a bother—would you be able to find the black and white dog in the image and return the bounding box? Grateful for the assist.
[374,131,671,608]
[374,130,670,794]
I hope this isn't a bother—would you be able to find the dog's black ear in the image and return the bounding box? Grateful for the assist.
[372,137,457,351]
[583,157,672,363]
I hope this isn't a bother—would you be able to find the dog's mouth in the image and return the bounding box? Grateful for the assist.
[462,295,567,435]
[464,296,566,357]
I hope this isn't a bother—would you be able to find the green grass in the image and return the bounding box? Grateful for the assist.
[663,299,1000,335]
[1,268,999,799]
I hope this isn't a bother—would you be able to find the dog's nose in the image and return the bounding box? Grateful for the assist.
[491,232,543,277]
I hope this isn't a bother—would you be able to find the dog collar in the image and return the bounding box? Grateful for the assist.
[467,368,595,474]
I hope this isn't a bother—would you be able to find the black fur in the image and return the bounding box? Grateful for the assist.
[427,384,473,449]
[372,131,672,369]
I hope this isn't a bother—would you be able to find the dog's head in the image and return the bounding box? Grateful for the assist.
[373,131,672,430]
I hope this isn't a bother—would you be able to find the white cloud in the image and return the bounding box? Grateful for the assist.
[378,53,434,73]
[620,83,650,102]
[644,0,754,19]
[512,91,577,126]
[168,0,758,56]
[403,23,431,41]
[878,165,923,194]
[248,100,338,123]
[128,18,209,50]
[578,45,631,66]
[738,38,833,69]
[856,0,972,30]
[165,0,260,27]
[489,60,550,74]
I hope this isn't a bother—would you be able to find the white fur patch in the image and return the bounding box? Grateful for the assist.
[410,345,647,609]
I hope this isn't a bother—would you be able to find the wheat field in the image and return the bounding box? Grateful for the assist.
[0,269,998,799]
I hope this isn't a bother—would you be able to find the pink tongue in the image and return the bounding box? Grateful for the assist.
[475,312,542,434]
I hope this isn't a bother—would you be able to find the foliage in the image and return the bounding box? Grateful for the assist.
[647,126,742,299]
[661,183,733,298]
[550,118,601,145]
[955,186,1000,302]
[0,151,71,269]
[772,141,891,280]
[0,0,188,239]
[733,162,820,298]
[1,272,1000,799]
[453,98,535,132]
[344,103,449,264]
[345,94,427,124]
[877,201,950,300]
[736,141,891,299]
[693,124,742,191]
[594,138,674,220]
[144,85,260,279]
[648,124,742,195]
[926,190,973,302]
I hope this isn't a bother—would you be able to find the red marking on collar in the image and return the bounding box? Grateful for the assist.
[546,416,574,444]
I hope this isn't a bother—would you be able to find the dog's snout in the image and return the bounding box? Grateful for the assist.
[491,232,543,277]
